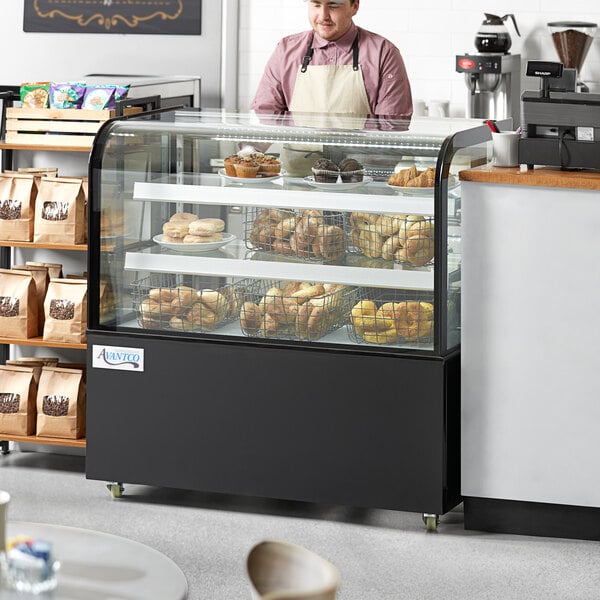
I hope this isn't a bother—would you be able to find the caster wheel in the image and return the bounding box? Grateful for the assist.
[107,483,124,499]
[0,441,10,455]
[422,513,439,532]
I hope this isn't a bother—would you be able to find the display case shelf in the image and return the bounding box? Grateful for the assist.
[124,248,435,291]
[133,180,437,215]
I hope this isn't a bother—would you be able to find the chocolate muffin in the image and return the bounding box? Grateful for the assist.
[339,158,364,182]
[312,158,339,183]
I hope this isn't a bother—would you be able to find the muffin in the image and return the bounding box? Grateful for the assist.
[339,158,364,182]
[224,154,241,177]
[312,158,339,183]
[233,157,260,178]
[257,154,281,176]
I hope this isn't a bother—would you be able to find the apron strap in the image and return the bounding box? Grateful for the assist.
[352,34,359,71]
[301,35,314,73]
[300,33,360,73]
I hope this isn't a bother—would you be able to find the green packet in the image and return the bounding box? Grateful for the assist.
[20,82,50,108]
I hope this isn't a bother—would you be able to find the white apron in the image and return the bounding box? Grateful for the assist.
[282,34,370,175]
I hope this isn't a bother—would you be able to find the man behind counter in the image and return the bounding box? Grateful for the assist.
[251,0,413,119]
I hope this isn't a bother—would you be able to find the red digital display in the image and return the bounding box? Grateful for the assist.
[458,58,476,70]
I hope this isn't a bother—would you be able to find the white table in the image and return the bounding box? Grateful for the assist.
[2,521,188,599]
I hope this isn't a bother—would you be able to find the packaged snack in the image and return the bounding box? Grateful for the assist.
[82,86,115,110]
[114,84,130,102]
[20,83,50,109]
[48,82,86,109]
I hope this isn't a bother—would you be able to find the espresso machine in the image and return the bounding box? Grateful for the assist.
[456,14,521,126]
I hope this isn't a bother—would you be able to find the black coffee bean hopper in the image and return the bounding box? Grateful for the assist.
[519,60,600,170]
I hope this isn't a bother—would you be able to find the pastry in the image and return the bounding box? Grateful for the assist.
[169,212,198,223]
[224,155,241,177]
[188,220,218,236]
[338,158,364,182]
[311,158,339,183]
[314,225,346,260]
[403,235,434,266]
[257,154,281,176]
[358,226,383,259]
[162,221,189,239]
[183,233,223,243]
[381,234,403,261]
[233,157,260,178]
[240,302,262,335]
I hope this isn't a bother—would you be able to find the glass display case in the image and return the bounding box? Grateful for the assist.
[86,109,489,525]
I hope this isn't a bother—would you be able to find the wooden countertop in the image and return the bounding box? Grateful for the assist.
[459,164,600,191]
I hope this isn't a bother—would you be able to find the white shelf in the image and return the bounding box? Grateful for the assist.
[133,180,435,215]
[124,251,434,291]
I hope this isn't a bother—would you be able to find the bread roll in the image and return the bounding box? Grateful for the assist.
[162,221,189,239]
[240,302,262,335]
[188,220,218,236]
[170,212,198,223]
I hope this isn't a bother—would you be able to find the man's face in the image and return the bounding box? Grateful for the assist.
[307,0,359,41]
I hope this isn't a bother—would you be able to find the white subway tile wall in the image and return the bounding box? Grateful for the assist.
[237,1,600,115]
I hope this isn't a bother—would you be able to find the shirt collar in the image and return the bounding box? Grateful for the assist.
[312,22,358,50]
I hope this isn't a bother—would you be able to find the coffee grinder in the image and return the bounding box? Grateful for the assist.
[456,14,522,126]
[548,21,597,92]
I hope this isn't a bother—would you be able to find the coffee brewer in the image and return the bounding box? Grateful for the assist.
[456,14,521,126]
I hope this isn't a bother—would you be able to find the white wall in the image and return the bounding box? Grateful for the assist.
[237,0,600,115]
[0,0,224,107]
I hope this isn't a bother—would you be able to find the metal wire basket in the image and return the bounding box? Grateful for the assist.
[347,288,435,347]
[131,274,249,333]
[346,212,435,267]
[245,207,348,263]
[239,278,356,342]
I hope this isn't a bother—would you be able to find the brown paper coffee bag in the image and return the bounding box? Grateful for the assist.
[0,173,37,241]
[0,365,37,435]
[26,261,63,279]
[33,177,85,245]
[13,264,49,334]
[0,268,38,338]
[6,359,44,386]
[36,366,85,439]
[43,278,87,344]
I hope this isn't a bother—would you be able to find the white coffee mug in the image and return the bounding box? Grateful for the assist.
[413,99,427,117]
[427,100,449,118]
[491,131,520,167]
[0,490,9,553]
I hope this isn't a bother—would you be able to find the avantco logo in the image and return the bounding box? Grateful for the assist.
[92,345,144,372]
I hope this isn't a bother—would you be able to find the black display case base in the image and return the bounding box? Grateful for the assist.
[87,332,461,516]
[464,496,600,541]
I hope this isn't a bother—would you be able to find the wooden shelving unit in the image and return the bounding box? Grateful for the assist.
[0,142,91,153]
[0,337,86,350]
[0,434,85,449]
[0,240,87,251]
[0,135,89,452]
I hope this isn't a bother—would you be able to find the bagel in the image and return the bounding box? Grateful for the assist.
[404,235,434,267]
[363,327,399,344]
[240,301,262,335]
[381,235,403,261]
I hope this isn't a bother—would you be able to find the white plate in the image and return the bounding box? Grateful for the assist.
[387,176,459,196]
[153,233,236,253]
[218,168,285,184]
[304,176,373,190]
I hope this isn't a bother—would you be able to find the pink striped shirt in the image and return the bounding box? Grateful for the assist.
[251,23,412,119]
